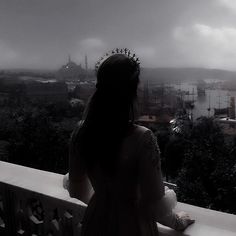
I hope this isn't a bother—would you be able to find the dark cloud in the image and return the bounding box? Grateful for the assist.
[0,0,236,69]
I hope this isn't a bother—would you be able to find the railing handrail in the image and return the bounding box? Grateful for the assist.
[0,161,86,207]
[1,160,236,236]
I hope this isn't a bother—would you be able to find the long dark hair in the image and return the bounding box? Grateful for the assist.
[71,53,140,176]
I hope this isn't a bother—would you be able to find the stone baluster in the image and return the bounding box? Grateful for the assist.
[42,197,62,236]
[1,184,18,236]
[0,187,6,235]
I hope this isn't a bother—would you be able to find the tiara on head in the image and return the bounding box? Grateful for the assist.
[95,48,140,72]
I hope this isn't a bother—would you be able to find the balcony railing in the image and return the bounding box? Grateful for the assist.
[0,160,236,236]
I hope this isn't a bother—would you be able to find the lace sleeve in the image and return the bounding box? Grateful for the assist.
[144,130,162,167]
[138,129,165,203]
[138,129,185,230]
[142,131,188,230]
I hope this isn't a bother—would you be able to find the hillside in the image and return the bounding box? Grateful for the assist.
[140,67,236,83]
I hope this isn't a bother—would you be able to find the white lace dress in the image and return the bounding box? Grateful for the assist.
[66,125,181,236]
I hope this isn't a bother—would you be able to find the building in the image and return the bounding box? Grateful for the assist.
[197,80,206,96]
[229,97,235,119]
[57,55,86,82]
[139,82,179,116]
[25,81,68,103]
[0,77,27,105]
[0,93,9,106]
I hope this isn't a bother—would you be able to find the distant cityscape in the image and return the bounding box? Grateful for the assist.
[1,56,236,214]
[1,56,236,139]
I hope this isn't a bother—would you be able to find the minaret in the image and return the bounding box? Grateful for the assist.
[68,54,71,63]
[207,94,211,117]
[85,54,88,71]
[229,97,235,119]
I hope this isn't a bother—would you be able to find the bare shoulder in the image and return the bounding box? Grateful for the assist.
[133,124,153,137]
[133,124,149,133]
[134,125,159,149]
[128,125,155,148]
[122,124,151,148]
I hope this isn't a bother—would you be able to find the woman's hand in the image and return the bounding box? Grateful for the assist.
[63,173,69,190]
[175,211,195,231]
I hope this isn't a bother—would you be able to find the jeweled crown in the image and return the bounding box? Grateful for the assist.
[95,48,140,72]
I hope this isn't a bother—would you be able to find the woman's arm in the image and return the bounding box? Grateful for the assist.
[68,124,94,204]
[68,150,94,204]
[68,173,94,204]
[153,193,194,231]
[138,129,194,231]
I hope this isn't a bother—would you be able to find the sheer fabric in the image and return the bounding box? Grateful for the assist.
[69,124,179,236]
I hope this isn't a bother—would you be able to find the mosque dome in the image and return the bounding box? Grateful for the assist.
[57,55,85,81]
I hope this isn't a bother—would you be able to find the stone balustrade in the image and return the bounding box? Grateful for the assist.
[0,161,86,236]
[0,160,236,236]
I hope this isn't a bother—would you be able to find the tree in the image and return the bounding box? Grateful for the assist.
[176,117,235,213]
[7,106,71,173]
[211,147,236,213]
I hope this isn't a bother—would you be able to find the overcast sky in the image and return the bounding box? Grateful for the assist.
[1,0,236,70]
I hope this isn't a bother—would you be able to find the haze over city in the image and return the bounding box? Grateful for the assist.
[1,0,236,70]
